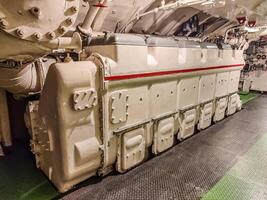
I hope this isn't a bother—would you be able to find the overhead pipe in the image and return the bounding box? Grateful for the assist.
[78,0,108,36]
[119,0,209,33]
[224,25,243,43]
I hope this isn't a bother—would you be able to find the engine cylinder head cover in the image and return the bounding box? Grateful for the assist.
[0,0,79,42]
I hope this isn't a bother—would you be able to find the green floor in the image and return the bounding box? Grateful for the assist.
[202,133,267,200]
[0,141,58,200]
[239,91,261,104]
[0,92,262,200]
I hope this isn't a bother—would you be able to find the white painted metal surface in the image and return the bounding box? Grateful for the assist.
[250,71,267,92]
[25,34,244,192]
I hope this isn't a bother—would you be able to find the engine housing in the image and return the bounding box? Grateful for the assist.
[26,34,244,192]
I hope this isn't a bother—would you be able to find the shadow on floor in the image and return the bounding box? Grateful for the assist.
[0,140,58,200]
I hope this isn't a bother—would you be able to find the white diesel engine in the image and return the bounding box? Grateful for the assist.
[25,34,244,192]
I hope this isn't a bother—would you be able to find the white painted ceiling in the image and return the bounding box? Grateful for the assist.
[80,0,267,37]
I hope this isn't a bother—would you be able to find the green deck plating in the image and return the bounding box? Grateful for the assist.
[0,92,262,200]
[0,141,58,200]
[202,133,267,200]
[239,91,260,104]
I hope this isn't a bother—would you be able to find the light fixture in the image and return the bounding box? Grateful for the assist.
[236,10,247,25]
[247,15,257,27]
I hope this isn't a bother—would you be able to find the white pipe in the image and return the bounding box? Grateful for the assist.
[120,0,208,33]
[139,0,206,16]
[0,61,48,95]
[0,89,11,147]
[79,0,107,35]
[44,33,82,52]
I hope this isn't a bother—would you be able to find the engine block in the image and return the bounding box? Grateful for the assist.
[26,34,244,192]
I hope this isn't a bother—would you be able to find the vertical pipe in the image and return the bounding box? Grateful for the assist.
[79,0,107,35]
[0,89,12,146]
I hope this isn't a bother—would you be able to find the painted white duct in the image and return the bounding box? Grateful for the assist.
[0,60,49,95]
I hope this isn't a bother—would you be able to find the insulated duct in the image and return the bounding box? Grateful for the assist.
[0,60,49,95]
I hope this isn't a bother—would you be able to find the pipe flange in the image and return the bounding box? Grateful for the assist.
[0,0,79,42]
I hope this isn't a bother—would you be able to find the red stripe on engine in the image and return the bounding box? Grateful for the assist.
[104,64,244,81]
